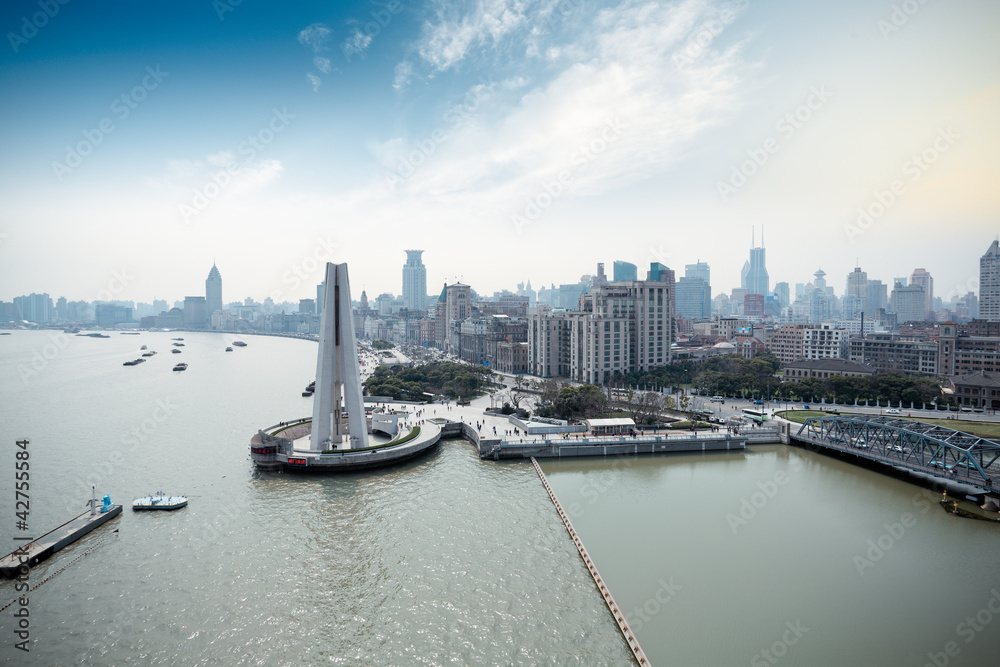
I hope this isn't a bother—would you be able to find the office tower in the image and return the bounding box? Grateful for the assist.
[593,263,608,287]
[676,277,711,320]
[402,250,427,311]
[685,261,711,284]
[846,267,867,300]
[909,268,933,319]
[740,228,769,296]
[183,296,208,328]
[774,282,790,310]
[613,260,637,282]
[890,281,926,324]
[205,263,222,318]
[981,240,1000,321]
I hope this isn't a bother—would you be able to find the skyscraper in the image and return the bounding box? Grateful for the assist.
[740,228,769,296]
[206,263,222,318]
[980,240,1000,321]
[678,261,711,320]
[612,260,637,282]
[402,250,427,311]
[909,268,933,320]
[890,281,926,325]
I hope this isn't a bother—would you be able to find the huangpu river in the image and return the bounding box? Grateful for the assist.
[1,330,998,665]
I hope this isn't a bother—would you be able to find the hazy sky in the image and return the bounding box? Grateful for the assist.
[2,0,998,306]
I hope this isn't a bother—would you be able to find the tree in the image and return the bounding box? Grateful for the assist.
[625,390,664,425]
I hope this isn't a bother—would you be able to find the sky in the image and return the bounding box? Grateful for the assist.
[1,0,998,306]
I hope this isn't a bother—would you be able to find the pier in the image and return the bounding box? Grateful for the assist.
[0,504,122,578]
[480,431,763,459]
[531,457,650,666]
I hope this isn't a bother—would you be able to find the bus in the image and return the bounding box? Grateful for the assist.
[741,408,769,423]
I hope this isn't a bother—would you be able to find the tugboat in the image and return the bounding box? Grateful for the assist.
[172,349,182,354]
[172,363,188,371]
[140,345,148,350]
[225,346,233,352]
[142,350,156,357]
[132,492,187,511]
[172,342,185,347]
[232,340,247,347]
[123,358,146,366]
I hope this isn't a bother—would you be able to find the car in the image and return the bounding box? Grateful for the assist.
[885,409,900,415]
[803,404,811,410]
[710,396,724,403]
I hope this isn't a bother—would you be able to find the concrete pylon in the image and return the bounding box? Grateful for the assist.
[310,263,368,451]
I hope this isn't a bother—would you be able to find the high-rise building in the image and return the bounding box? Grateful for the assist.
[183,296,208,328]
[910,268,933,320]
[593,263,608,287]
[685,261,710,284]
[206,263,222,319]
[981,240,1000,322]
[13,293,53,324]
[846,267,867,300]
[612,260,637,282]
[740,228,769,296]
[890,281,926,325]
[402,250,427,311]
[676,277,711,320]
[774,282,790,310]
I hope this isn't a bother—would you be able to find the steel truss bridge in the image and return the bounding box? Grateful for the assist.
[795,415,1000,494]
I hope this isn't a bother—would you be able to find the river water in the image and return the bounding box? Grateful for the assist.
[0,330,997,665]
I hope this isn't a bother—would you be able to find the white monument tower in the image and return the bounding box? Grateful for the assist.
[309,263,369,451]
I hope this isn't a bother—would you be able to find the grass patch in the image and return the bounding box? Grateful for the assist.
[667,420,713,430]
[386,425,420,446]
[271,419,310,436]
[777,410,837,424]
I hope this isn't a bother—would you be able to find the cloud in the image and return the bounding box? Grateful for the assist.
[313,56,332,74]
[381,0,751,211]
[342,27,374,60]
[415,0,536,72]
[393,61,414,89]
[298,23,331,52]
[307,73,322,92]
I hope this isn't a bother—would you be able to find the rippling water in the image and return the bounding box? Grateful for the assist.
[542,446,1000,666]
[0,331,631,665]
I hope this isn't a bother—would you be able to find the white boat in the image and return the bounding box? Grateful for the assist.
[132,492,188,511]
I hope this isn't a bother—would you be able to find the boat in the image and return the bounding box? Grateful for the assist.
[132,492,188,511]
[140,345,148,350]
[172,349,182,354]
[123,358,146,366]
[225,346,233,351]
[172,363,188,371]
[171,337,184,341]
[172,342,185,347]
[142,351,156,357]
[232,340,247,347]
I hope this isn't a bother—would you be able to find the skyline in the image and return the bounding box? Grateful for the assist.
[2,0,998,303]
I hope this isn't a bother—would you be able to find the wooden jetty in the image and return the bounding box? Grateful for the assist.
[0,505,122,578]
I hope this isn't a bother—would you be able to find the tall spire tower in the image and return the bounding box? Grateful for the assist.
[310,263,368,451]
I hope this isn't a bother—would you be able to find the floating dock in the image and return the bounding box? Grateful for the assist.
[531,457,650,665]
[0,505,122,578]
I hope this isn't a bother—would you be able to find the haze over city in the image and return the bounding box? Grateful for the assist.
[2,0,998,303]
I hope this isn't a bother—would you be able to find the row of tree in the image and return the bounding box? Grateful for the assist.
[363,361,495,400]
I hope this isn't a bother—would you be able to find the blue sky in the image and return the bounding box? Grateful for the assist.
[1,0,998,306]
